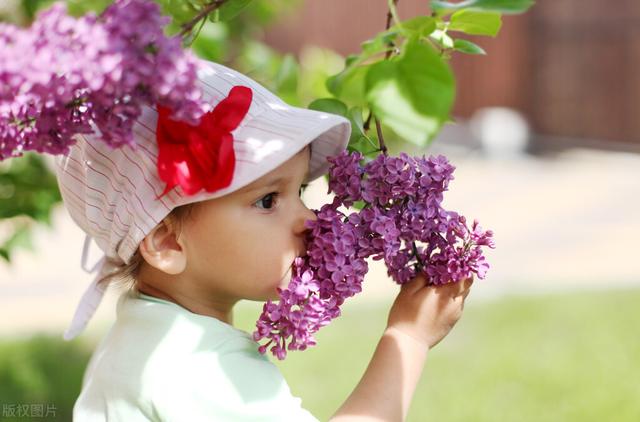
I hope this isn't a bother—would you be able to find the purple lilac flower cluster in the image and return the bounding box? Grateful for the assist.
[0,0,207,161]
[254,151,495,360]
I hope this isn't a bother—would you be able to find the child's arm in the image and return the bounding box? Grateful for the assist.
[329,274,474,422]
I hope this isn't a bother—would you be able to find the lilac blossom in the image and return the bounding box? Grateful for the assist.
[0,0,207,161]
[254,151,495,359]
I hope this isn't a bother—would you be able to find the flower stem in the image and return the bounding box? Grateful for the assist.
[384,0,400,60]
[364,110,373,131]
[374,116,388,155]
[385,0,400,31]
[363,0,399,136]
[369,0,399,155]
[411,241,425,272]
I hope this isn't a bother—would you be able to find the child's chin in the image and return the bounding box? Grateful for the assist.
[265,294,279,302]
[266,287,283,301]
[268,269,292,300]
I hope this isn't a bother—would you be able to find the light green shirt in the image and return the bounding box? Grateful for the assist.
[74,289,319,421]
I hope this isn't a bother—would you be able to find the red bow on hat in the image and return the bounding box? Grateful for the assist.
[155,85,253,199]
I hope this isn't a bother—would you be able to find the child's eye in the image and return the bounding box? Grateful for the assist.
[255,192,278,210]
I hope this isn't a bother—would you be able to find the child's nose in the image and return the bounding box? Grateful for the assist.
[294,202,317,234]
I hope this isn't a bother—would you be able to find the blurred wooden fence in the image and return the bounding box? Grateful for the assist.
[263,0,639,147]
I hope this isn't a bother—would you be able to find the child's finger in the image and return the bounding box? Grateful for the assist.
[463,276,474,290]
[401,272,428,293]
[461,286,472,300]
[452,276,474,298]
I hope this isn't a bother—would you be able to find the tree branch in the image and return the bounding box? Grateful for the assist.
[179,0,229,38]
[369,0,399,154]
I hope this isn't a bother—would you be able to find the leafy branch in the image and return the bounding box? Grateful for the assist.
[178,0,229,37]
[313,0,533,158]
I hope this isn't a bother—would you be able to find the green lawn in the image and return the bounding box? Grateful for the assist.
[1,288,638,421]
[235,288,640,422]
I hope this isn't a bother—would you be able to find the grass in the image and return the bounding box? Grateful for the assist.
[1,288,638,421]
[235,288,640,421]
[0,334,89,421]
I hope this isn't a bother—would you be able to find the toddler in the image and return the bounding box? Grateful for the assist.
[56,58,473,421]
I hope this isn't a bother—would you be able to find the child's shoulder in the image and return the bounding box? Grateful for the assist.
[87,290,273,388]
[78,290,317,422]
[114,289,253,352]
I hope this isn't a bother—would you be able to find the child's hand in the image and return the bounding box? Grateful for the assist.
[331,274,473,421]
[386,274,474,350]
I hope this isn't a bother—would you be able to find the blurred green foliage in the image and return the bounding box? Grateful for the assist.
[0,334,91,421]
[0,153,60,223]
[0,153,61,262]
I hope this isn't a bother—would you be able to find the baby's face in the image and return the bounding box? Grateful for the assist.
[181,145,316,303]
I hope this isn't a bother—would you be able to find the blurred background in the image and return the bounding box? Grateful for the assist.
[1,0,639,421]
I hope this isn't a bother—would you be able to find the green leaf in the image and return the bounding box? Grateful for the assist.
[0,152,62,222]
[347,107,378,152]
[365,38,455,147]
[157,0,252,26]
[345,54,361,68]
[190,21,228,61]
[155,0,199,24]
[431,0,535,15]
[274,54,299,104]
[453,38,486,54]
[209,8,221,22]
[0,222,34,264]
[349,200,368,211]
[308,98,348,117]
[65,0,111,17]
[4,223,33,250]
[308,102,376,154]
[360,28,400,57]
[348,107,366,135]
[430,29,454,49]
[216,0,254,21]
[394,16,437,38]
[331,20,439,109]
[326,64,371,108]
[448,10,502,36]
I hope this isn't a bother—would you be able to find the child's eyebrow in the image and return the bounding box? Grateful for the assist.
[253,176,286,190]
[242,172,310,193]
[242,176,291,193]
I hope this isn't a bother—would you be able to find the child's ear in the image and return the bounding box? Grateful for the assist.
[138,218,187,275]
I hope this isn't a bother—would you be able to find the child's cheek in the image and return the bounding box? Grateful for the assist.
[270,265,293,297]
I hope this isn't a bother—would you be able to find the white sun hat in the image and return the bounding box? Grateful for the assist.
[55,58,351,340]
